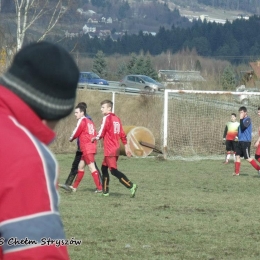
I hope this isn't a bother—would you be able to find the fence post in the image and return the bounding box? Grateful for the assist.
[112,92,115,113]
[163,90,168,159]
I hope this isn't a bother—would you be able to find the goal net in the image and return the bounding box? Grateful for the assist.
[162,89,260,160]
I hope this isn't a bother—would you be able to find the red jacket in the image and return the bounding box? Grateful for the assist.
[96,113,127,156]
[0,86,69,260]
[70,117,97,155]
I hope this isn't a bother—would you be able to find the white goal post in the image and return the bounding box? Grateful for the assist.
[163,89,260,160]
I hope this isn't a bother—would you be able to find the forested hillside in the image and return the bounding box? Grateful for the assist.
[0,0,259,66]
[52,15,260,64]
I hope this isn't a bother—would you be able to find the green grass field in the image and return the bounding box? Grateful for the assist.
[57,153,260,260]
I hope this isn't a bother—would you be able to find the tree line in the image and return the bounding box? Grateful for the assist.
[53,15,260,64]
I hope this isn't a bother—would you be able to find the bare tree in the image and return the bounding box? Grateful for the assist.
[14,0,69,51]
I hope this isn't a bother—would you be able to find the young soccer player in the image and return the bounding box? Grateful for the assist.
[252,107,260,174]
[223,113,239,164]
[58,102,102,191]
[91,100,138,197]
[69,103,102,192]
[233,106,260,176]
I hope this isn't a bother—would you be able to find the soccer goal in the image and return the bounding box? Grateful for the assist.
[162,89,260,160]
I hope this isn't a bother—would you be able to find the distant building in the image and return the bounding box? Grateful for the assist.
[158,70,205,89]
[83,24,96,33]
[100,17,113,23]
[76,8,96,16]
[88,10,96,15]
[237,14,250,20]
[240,61,260,88]
[98,30,111,38]
[87,17,99,23]
[65,30,80,38]
[107,17,113,23]
[199,14,209,21]
[159,70,205,82]
[142,31,156,36]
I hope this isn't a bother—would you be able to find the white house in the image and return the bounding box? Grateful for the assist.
[107,17,113,23]
[87,18,99,23]
[83,24,96,33]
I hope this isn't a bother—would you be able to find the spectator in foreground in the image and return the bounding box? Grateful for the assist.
[0,41,79,259]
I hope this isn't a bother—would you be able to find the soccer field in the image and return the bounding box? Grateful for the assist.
[57,153,260,260]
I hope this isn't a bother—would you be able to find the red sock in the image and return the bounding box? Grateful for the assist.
[73,170,84,188]
[235,162,241,174]
[250,160,260,171]
[91,171,102,190]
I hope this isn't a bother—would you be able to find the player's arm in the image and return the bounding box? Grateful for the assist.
[92,116,107,142]
[240,117,251,131]
[119,122,131,157]
[223,125,228,143]
[223,125,227,139]
[254,137,260,147]
[69,117,85,142]
[254,127,260,147]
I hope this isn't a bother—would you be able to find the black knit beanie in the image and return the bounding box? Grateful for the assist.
[1,41,79,120]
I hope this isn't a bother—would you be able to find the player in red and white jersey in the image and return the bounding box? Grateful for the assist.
[92,100,138,197]
[253,107,260,175]
[69,103,102,192]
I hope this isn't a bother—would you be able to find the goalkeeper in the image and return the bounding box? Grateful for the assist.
[222,113,239,164]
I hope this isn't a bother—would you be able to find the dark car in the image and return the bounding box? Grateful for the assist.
[78,72,109,85]
[120,75,165,92]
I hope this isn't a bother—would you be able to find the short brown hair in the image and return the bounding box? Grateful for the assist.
[100,100,113,109]
[75,104,86,115]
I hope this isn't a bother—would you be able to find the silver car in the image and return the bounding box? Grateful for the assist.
[120,75,165,92]
[234,85,260,105]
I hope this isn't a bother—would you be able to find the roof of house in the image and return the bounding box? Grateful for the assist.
[158,70,205,82]
[249,61,260,79]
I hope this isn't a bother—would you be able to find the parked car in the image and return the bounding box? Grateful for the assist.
[234,85,260,105]
[78,72,109,85]
[120,75,165,92]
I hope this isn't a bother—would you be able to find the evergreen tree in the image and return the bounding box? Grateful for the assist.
[195,60,202,71]
[221,66,236,90]
[117,62,127,78]
[91,0,107,8]
[143,57,158,80]
[133,56,145,74]
[126,53,137,74]
[92,50,107,78]
[118,1,130,20]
